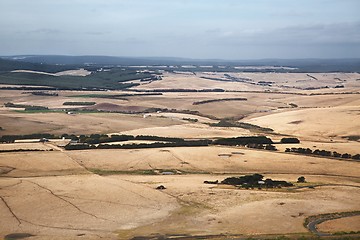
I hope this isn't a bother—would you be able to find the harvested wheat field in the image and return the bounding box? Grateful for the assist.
[65,146,359,177]
[317,215,360,233]
[1,69,359,240]
[245,106,360,141]
[0,174,178,240]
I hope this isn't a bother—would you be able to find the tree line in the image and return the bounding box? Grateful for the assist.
[213,136,273,146]
[210,120,274,132]
[63,102,96,106]
[0,133,57,143]
[4,102,49,111]
[193,97,247,105]
[285,147,360,160]
[64,135,276,150]
[64,140,211,150]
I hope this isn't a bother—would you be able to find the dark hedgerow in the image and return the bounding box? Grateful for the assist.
[214,136,273,146]
[63,101,96,106]
[280,137,300,144]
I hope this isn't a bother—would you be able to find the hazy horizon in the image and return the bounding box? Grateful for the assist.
[1,0,359,60]
[4,54,360,62]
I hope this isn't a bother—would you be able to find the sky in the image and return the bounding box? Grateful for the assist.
[0,0,359,59]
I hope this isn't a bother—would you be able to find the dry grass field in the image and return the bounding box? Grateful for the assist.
[317,215,360,233]
[116,174,359,238]
[0,72,359,239]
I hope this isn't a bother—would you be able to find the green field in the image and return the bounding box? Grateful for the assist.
[0,68,156,90]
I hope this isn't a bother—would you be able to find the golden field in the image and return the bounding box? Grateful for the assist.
[0,72,359,239]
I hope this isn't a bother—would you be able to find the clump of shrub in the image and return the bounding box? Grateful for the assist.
[220,174,294,188]
[297,176,306,183]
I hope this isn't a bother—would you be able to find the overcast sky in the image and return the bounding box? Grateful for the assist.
[1,0,359,59]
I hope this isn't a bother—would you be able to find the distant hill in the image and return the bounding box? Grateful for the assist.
[0,58,77,73]
[1,55,360,72]
[2,55,183,66]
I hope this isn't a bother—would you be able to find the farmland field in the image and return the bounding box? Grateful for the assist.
[0,66,360,239]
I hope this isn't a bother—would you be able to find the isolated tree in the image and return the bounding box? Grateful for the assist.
[297,176,306,183]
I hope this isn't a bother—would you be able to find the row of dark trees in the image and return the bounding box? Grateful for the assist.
[0,149,53,153]
[62,102,96,106]
[130,88,226,93]
[30,91,59,96]
[69,134,188,145]
[64,140,211,150]
[1,133,274,147]
[0,133,57,143]
[213,136,273,146]
[98,140,210,149]
[4,102,49,111]
[246,143,277,151]
[64,135,277,150]
[192,97,247,105]
[280,138,300,144]
[24,106,49,111]
[65,134,276,146]
[210,120,274,132]
[285,147,360,160]
[0,87,57,91]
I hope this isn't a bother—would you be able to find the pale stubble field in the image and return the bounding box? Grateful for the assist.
[0,72,359,239]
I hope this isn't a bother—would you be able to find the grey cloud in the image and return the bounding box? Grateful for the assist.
[207,22,360,46]
[28,28,62,34]
[119,37,148,44]
[272,22,360,44]
[85,31,111,36]
[205,28,222,34]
